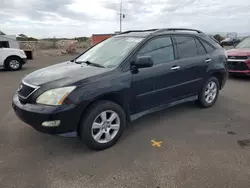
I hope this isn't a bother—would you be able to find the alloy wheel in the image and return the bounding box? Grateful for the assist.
[9,60,20,69]
[204,81,218,104]
[91,110,120,144]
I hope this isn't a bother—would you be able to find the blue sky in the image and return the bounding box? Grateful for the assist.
[0,0,250,38]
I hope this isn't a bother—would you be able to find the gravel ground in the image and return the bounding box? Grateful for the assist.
[0,56,250,188]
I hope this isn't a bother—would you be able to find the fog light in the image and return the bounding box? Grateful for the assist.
[42,120,60,127]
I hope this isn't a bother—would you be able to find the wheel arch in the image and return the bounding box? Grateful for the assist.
[4,55,22,68]
[76,92,130,136]
[210,71,225,89]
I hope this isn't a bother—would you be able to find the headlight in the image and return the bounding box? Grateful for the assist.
[36,86,76,106]
[20,50,25,55]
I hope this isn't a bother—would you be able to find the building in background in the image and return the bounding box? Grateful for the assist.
[91,34,113,46]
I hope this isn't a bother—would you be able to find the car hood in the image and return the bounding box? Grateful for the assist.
[23,61,111,86]
[227,48,250,56]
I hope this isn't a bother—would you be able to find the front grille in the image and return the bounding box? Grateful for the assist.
[18,83,36,99]
[228,56,248,60]
[228,61,249,71]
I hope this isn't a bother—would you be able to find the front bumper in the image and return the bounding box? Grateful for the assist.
[22,58,27,64]
[12,94,81,134]
[228,70,250,76]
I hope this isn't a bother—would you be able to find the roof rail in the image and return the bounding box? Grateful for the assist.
[119,29,158,35]
[154,28,204,34]
[117,28,204,36]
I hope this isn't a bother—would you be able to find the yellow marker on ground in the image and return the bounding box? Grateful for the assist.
[151,140,163,147]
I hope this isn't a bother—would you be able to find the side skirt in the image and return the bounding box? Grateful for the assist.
[130,95,198,121]
[57,131,77,137]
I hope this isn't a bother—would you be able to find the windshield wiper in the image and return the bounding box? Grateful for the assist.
[75,60,105,68]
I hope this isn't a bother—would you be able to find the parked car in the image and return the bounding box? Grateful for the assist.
[0,47,27,71]
[0,35,28,71]
[12,28,228,150]
[227,37,250,76]
[220,37,241,46]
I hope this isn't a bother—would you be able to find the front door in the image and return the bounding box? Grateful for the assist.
[130,35,185,114]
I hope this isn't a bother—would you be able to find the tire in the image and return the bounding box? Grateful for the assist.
[79,100,126,150]
[196,77,220,108]
[5,57,22,71]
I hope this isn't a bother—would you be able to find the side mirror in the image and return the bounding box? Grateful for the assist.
[134,56,153,69]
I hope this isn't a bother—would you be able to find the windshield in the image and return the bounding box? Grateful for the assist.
[76,37,143,68]
[235,37,250,48]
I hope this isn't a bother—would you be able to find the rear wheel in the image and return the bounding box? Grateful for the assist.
[196,77,219,108]
[5,57,22,71]
[79,100,126,150]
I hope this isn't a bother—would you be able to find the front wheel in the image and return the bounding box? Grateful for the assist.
[5,57,22,71]
[196,77,220,108]
[79,100,126,150]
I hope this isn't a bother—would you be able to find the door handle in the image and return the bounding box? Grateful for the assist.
[171,66,180,70]
[205,58,212,63]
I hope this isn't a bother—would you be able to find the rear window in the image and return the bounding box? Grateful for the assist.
[200,40,215,53]
[195,39,206,55]
[175,36,197,58]
[203,35,221,49]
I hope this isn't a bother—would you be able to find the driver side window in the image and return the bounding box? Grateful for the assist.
[137,37,174,65]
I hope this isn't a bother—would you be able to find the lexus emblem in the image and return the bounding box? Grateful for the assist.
[18,84,23,91]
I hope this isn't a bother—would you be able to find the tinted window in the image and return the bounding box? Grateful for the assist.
[175,36,197,58]
[200,40,214,53]
[0,41,9,48]
[138,37,174,65]
[196,39,206,55]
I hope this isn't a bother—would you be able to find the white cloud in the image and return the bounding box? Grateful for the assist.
[10,16,30,22]
[68,0,115,19]
[0,0,250,38]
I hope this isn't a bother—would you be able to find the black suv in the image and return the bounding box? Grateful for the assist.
[12,28,228,150]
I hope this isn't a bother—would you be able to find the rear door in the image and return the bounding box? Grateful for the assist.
[172,35,212,97]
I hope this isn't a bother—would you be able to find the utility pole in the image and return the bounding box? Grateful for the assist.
[119,0,125,33]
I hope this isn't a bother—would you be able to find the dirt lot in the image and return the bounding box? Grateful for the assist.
[0,56,250,188]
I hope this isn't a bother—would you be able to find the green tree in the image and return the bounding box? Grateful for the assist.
[18,34,28,38]
[213,34,224,43]
[16,34,37,41]
[75,37,89,42]
[0,30,6,35]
